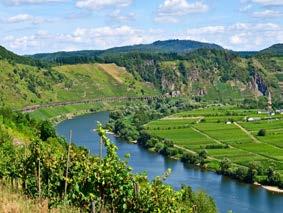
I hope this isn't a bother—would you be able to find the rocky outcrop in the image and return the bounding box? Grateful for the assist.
[250,73,268,96]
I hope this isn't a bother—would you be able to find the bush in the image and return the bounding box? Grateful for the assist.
[257,129,266,137]
[181,152,198,165]
[39,120,56,141]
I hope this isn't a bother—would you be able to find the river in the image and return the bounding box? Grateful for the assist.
[56,112,283,213]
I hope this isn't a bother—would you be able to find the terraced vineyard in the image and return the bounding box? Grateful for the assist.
[145,107,283,175]
[0,60,158,109]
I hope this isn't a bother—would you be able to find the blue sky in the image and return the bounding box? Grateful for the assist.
[0,0,283,54]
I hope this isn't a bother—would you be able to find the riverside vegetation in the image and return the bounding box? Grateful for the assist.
[0,107,217,212]
[107,100,283,189]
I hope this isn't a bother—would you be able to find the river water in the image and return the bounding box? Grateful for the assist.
[56,112,283,213]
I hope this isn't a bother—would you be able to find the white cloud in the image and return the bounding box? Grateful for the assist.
[2,21,283,54]
[251,0,283,6]
[109,9,135,22]
[4,0,65,5]
[2,26,167,54]
[252,10,283,17]
[240,4,252,12]
[76,0,132,10]
[6,14,45,24]
[156,0,208,23]
[188,26,225,34]
[184,22,283,50]
[230,34,246,45]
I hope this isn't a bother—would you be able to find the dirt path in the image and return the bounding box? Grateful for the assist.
[191,127,222,144]
[174,144,217,161]
[191,126,276,163]
[97,63,124,84]
[234,122,261,143]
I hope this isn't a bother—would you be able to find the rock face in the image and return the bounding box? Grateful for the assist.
[157,62,268,98]
[250,73,268,96]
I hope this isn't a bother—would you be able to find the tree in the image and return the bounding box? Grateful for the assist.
[235,167,248,181]
[39,120,56,141]
[267,167,281,185]
[257,129,266,137]
[219,158,232,175]
[192,191,217,213]
[198,150,208,166]
[246,162,259,183]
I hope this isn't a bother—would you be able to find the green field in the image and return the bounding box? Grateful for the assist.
[145,107,283,173]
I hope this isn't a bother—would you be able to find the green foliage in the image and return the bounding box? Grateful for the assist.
[0,108,216,212]
[219,158,232,175]
[39,120,56,141]
[28,42,283,104]
[30,39,223,63]
[257,129,266,137]
[0,60,157,109]
[260,44,283,56]
[0,45,45,67]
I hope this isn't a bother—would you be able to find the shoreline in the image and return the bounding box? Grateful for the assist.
[47,110,283,195]
[254,182,283,193]
[262,185,283,193]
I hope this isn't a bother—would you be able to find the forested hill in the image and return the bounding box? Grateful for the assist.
[29,39,223,63]
[260,44,283,56]
[104,39,223,54]
[1,41,283,108]
[25,41,283,107]
[0,45,44,67]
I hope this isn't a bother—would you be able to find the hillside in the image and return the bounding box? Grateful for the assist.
[0,59,158,109]
[102,49,283,105]
[28,41,283,106]
[260,44,283,56]
[3,42,283,109]
[104,39,223,54]
[0,45,44,67]
[29,39,223,63]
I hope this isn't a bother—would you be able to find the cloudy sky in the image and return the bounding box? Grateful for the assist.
[0,0,283,54]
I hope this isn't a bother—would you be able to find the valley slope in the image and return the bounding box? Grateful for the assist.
[1,40,283,110]
[0,51,158,109]
[28,40,283,107]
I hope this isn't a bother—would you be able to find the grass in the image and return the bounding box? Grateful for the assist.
[30,100,140,121]
[53,63,158,100]
[0,184,79,213]
[145,107,283,171]
[0,60,159,109]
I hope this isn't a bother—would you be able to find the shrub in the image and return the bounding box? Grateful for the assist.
[257,129,266,137]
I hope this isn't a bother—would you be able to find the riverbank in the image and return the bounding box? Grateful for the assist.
[262,185,283,193]
[32,102,283,196]
[56,111,283,213]
[29,100,135,123]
